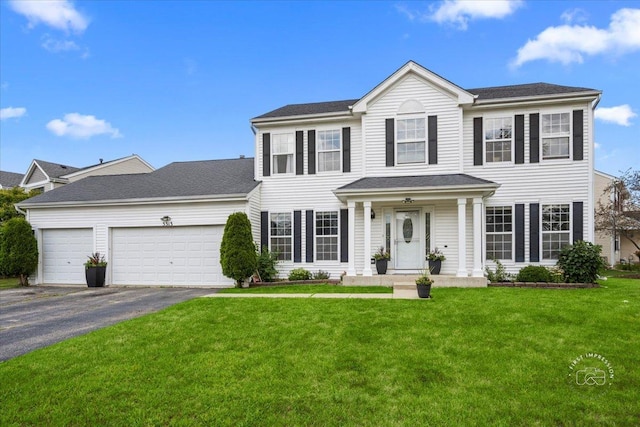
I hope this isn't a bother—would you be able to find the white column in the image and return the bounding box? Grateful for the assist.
[347,201,356,276]
[457,198,468,277]
[472,197,484,277]
[363,201,373,276]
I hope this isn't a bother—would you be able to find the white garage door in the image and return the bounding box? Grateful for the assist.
[42,229,93,284]
[111,226,231,286]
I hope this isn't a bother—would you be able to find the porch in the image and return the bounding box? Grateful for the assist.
[342,274,487,288]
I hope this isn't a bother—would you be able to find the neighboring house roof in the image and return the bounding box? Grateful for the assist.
[0,170,24,188]
[20,158,259,206]
[33,159,81,179]
[336,174,498,191]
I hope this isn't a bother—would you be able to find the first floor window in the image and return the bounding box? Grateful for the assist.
[272,133,294,174]
[316,211,338,261]
[542,204,570,259]
[270,212,292,260]
[541,113,570,160]
[486,206,513,260]
[397,117,425,164]
[317,130,341,172]
[485,117,512,163]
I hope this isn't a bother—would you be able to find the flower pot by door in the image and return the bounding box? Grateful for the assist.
[86,266,106,287]
[416,283,432,298]
[375,259,388,275]
[428,259,442,275]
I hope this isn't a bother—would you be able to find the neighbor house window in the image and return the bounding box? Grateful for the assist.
[397,117,425,164]
[316,211,338,261]
[272,133,294,174]
[270,212,292,260]
[317,130,341,172]
[486,206,513,260]
[485,117,512,163]
[542,204,570,259]
[541,113,570,160]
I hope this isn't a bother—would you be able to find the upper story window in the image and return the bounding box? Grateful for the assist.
[542,204,570,259]
[541,113,570,160]
[272,133,294,174]
[397,117,425,164]
[270,212,292,261]
[485,117,512,163]
[317,130,341,172]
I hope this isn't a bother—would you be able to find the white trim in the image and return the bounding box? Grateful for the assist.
[363,201,372,276]
[472,197,483,277]
[347,201,356,276]
[457,198,468,277]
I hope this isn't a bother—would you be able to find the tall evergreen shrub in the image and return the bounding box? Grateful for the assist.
[0,217,38,286]
[220,212,256,287]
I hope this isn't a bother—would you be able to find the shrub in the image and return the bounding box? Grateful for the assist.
[220,212,257,287]
[288,268,311,281]
[256,245,278,282]
[0,217,38,286]
[484,259,512,282]
[312,270,330,280]
[516,265,552,283]
[557,240,606,283]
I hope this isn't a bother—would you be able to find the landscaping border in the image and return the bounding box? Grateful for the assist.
[488,282,599,289]
[250,279,342,287]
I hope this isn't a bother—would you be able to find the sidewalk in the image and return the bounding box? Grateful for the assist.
[204,288,424,300]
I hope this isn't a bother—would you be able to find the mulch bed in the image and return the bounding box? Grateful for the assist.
[489,282,599,289]
[250,279,342,287]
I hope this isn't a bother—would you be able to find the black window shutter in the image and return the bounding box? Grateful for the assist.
[385,118,394,167]
[340,209,348,262]
[260,211,269,252]
[530,113,539,163]
[306,210,314,262]
[296,131,304,175]
[293,210,302,263]
[529,203,540,262]
[262,133,271,176]
[342,127,351,173]
[515,114,524,164]
[473,117,483,166]
[515,204,525,262]
[573,110,584,161]
[308,130,316,175]
[428,115,438,165]
[573,202,583,243]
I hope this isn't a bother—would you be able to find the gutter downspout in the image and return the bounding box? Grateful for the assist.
[14,204,27,216]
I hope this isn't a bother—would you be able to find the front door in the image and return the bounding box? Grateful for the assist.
[395,210,422,270]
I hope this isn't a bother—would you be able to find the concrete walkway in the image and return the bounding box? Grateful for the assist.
[205,288,424,300]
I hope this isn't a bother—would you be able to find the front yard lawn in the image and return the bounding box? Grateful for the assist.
[219,284,393,294]
[1,278,638,425]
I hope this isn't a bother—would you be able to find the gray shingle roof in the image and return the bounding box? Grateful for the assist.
[21,158,259,205]
[466,82,598,101]
[34,160,81,178]
[336,174,497,191]
[0,170,24,188]
[253,99,359,120]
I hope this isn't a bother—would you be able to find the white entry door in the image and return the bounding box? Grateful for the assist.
[395,210,423,270]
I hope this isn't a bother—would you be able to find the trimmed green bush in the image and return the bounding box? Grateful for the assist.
[516,265,552,283]
[220,212,257,287]
[312,270,330,280]
[0,217,38,286]
[256,245,279,282]
[485,259,512,282]
[557,240,606,283]
[288,268,311,281]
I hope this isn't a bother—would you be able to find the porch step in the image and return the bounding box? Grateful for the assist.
[392,282,418,291]
[343,274,487,288]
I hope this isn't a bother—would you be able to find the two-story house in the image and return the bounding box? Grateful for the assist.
[19,61,600,287]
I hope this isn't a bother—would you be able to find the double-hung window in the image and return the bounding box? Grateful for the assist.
[397,117,425,164]
[541,113,570,160]
[486,206,513,260]
[272,133,294,174]
[542,204,570,259]
[315,211,338,261]
[317,130,341,172]
[485,117,512,163]
[270,212,292,260]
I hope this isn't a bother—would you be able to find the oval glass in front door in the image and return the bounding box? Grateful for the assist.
[395,210,422,270]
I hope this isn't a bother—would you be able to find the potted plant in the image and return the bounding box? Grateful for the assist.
[427,247,446,275]
[85,252,107,287]
[415,270,434,298]
[373,246,390,275]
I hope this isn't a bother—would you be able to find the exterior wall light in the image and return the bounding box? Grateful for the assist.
[161,215,173,226]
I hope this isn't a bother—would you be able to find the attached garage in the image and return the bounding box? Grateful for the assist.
[111,226,232,286]
[42,228,93,284]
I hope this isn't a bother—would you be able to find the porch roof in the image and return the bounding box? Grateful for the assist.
[333,174,499,202]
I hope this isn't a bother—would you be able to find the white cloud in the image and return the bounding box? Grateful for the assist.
[46,113,122,139]
[561,8,588,24]
[512,8,640,67]
[429,0,523,30]
[8,0,89,33]
[42,36,80,53]
[0,107,27,120]
[595,105,637,126]
[594,142,601,149]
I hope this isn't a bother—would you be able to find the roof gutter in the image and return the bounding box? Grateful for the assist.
[251,111,355,125]
[469,91,602,109]
[18,193,253,209]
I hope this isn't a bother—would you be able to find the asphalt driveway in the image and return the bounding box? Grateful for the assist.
[0,286,216,362]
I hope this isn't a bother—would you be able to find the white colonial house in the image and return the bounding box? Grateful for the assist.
[19,61,601,287]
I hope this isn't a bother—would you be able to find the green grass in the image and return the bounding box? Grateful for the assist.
[219,284,393,294]
[0,276,20,289]
[1,278,638,426]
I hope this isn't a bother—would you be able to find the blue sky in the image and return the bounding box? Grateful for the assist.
[1,0,638,177]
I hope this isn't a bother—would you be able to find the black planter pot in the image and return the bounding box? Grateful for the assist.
[428,259,442,275]
[375,259,388,275]
[416,283,432,298]
[86,266,106,287]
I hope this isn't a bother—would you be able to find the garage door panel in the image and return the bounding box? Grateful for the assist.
[42,229,93,284]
